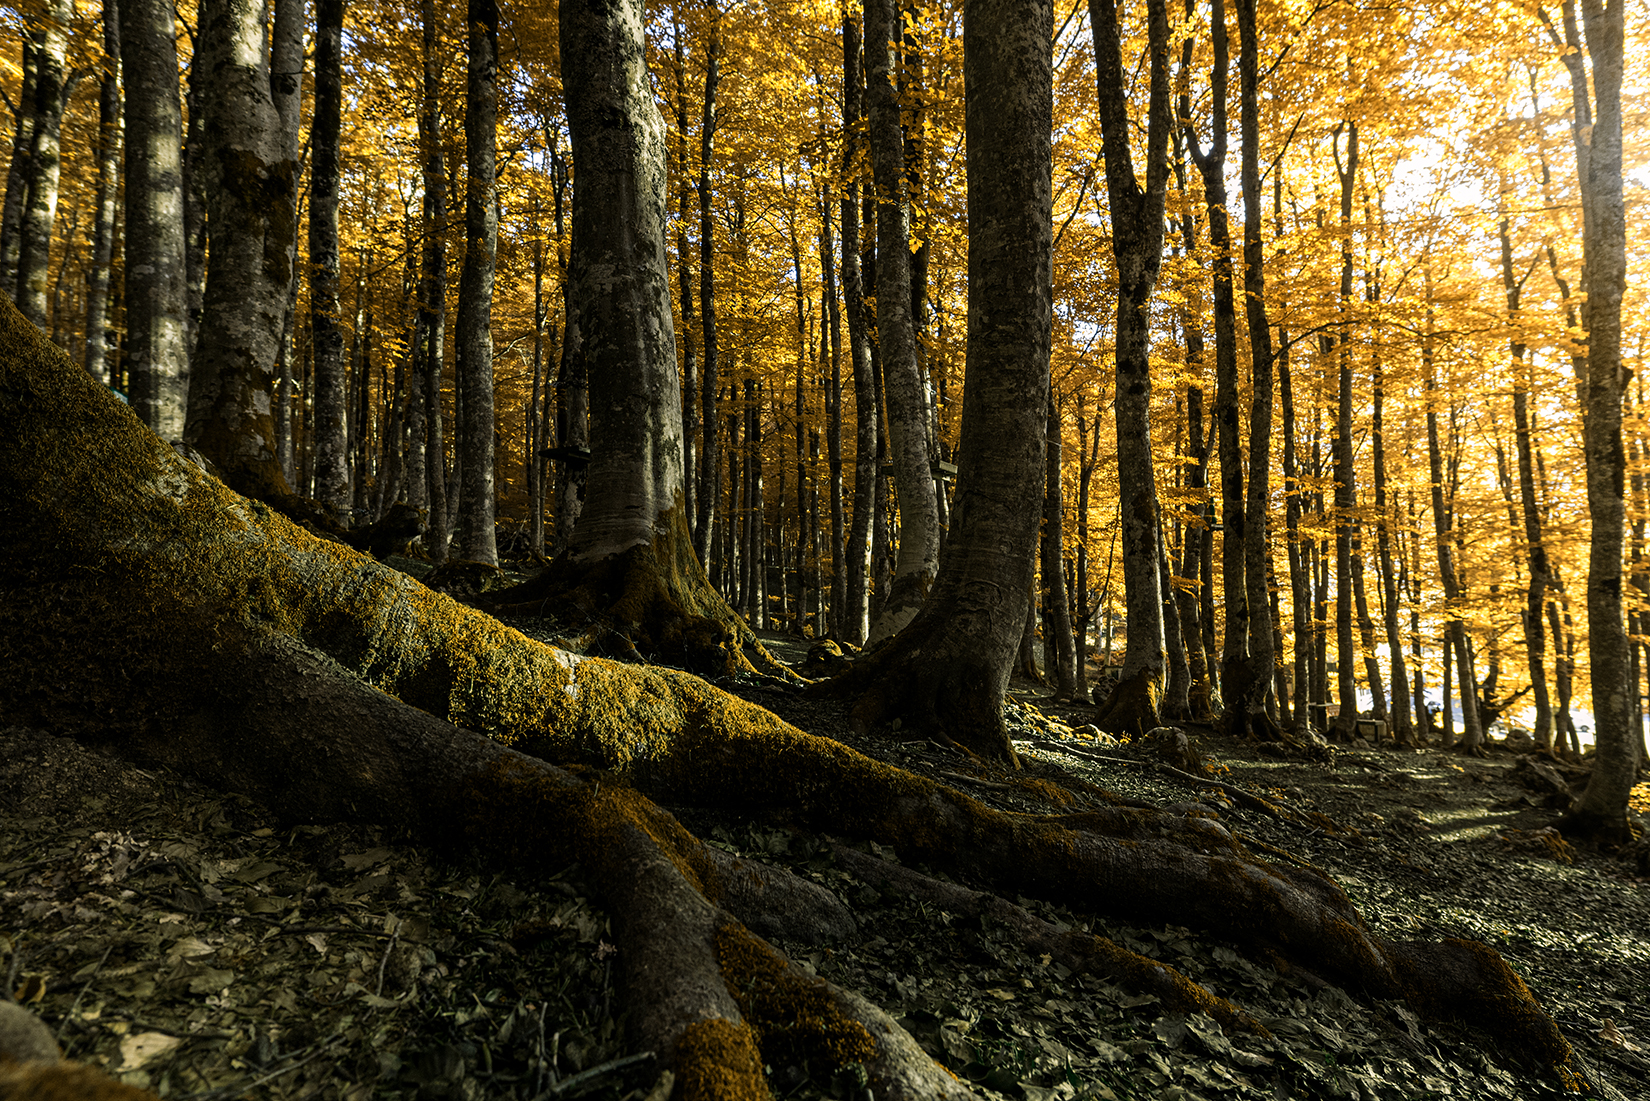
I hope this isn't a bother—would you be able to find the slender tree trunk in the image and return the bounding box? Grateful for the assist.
[182,0,302,498]
[864,0,940,644]
[1043,392,1077,700]
[454,0,499,564]
[1370,342,1412,742]
[1089,0,1172,736]
[821,188,846,639]
[0,32,41,294]
[694,1,721,564]
[118,0,188,437]
[417,0,449,561]
[310,0,349,518]
[83,0,121,386]
[1330,121,1359,736]
[841,14,876,646]
[671,18,699,541]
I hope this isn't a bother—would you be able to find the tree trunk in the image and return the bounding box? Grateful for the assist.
[671,18,699,542]
[1330,122,1359,738]
[833,0,1052,765]
[13,0,74,329]
[481,0,783,682]
[1042,392,1078,701]
[1089,0,1172,737]
[182,0,301,499]
[0,291,1596,1098]
[842,15,877,646]
[416,0,449,561]
[694,1,721,564]
[309,0,350,519]
[1558,0,1636,843]
[864,0,940,644]
[117,0,189,439]
[0,30,40,295]
[454,0,499,565]
[821,188,847,639]
[83,0,121,387]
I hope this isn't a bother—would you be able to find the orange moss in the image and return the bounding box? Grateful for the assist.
[714,921,878,1072]
[672,1018,769,1101]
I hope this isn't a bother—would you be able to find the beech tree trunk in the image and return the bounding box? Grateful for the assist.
[841,15,877,646]
[455,0,499,565]
[83,0,121,387]
[13,0,75,330]
[118,0,189,439]
[1042,392,1078,701]
[310,0,350,518]
[694,2,721,564]
[1089,0,1172,737]
[864,0,940,645]
[417,0,450,562]
[182,0,301,499]
[0,284,1596,1101]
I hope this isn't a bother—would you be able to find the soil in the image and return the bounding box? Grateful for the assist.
[2,629,1647,1101]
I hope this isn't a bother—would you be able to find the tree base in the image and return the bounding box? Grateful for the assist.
[1093,668,1162,740]
[1554,804,1635,848]
[482,524,793,682]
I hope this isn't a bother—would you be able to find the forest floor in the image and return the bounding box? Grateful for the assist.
[2,626,1648,1101]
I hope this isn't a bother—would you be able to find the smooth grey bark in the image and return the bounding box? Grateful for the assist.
[416,0,449,561]
[821,188,847,639]
[864,0,940,644]
[671,19,699,540]
[842,13,876,646]
[182,0,301,498]
[560,0,685,559]
[309,0,350,519]
[1089,0,1172,730]
[454,0,499,564]
[118,0,189,439]
[83,0,121,386]
[1553,0,1635,841]
[842,0,1052,764]
[14,0,76,329]
[694,1,721,564]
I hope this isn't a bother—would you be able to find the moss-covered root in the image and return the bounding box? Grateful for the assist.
[1093,668,1163,740]
[829,843,1265,1037]
[469,759,977,1101]
[1384,938,1590,1090]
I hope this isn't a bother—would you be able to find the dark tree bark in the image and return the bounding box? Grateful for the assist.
[1043,392,1078,701]
[454,0,499,565]
[694,1,722,564]
[0,28,40,294]
[864,0,940,644]
[83,0,121,387]
[416,0,449,561]
[831,0,1053,764]
[1330,121,1359,738]
[671,18,699,541]
[1089,0,1173,737]
[0,289,1598,1101]
[309,0,349,519]
[182,0,302,499]
[117,0,189,439]
[841,13,877,646]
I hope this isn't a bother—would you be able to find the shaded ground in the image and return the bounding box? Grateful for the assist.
[1,627,1646,1101]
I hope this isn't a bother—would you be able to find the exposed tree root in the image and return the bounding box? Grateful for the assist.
[1093,668,1163,739]
[827,842,1266,1036]
[0,302,1594,1094]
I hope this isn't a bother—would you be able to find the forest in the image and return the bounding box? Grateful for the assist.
[1,0,1647,1097]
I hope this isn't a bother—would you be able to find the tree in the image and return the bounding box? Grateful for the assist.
[835,0,1054,763]
[82,0,121,387]
[0,276,1597,1101]
[181,0,302,499]
[863,0,941,645]
[484,0,782,680]
[309,0,350,519]
[117,0,189,439]
[1544,0,1636,843]
[454,0,500,565]
[416,0,451,561]
[1089,0,1174,737]
[12,0,76,329]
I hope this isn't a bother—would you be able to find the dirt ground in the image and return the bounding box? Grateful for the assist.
[2,631,1647,1101]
